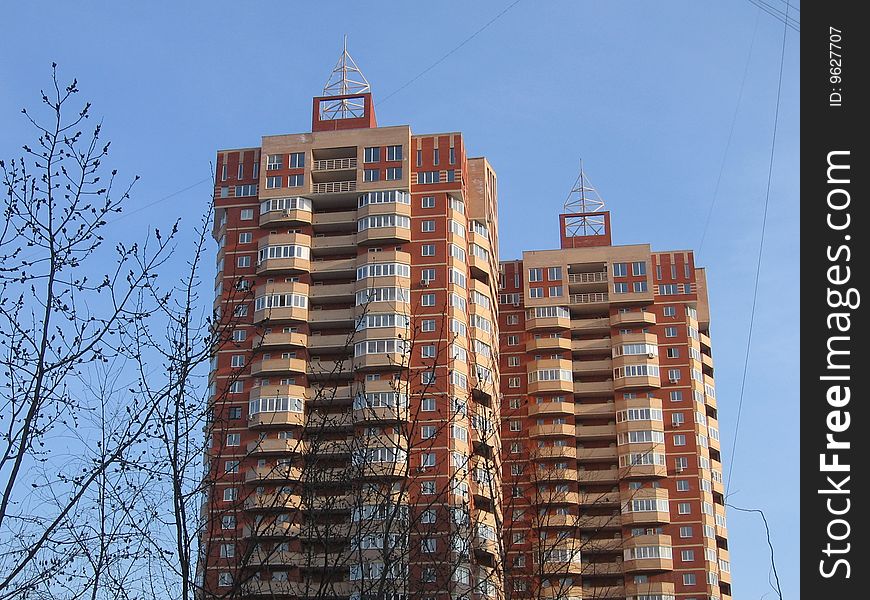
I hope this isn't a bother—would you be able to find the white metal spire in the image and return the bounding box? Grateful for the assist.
[320,36,371,120]
[563,160,607,236]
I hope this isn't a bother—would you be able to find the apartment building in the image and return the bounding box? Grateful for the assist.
[498,186,732,600]
[202,49,503,599]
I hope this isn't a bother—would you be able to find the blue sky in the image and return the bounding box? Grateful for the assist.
[1,1,799,597]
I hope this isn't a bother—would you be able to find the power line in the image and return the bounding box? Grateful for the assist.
[746,0,799,32]
[698,8,761,257]
[725,1,791,494]
[109,176,212,224]
[377,0,523,106]
[727,504,784,600]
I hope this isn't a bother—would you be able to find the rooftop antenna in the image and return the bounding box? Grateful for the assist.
[321,35,371,120]
[562,159,607,236]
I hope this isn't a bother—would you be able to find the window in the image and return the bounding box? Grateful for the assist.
[418,171,439,184]
[508,377,520,388]
[364,168,379,182]
[614,282,629,293]
[421,480,436,495]
[673,434,687,446]
[225,460,240,474]
[678,502,691,514]
[612,262,628,276]
[422,345,436,358]
[421,319,435,332]
[548,266,562,280]
[683,573,697,586]
[386,145,402,161]
[240,208,254,221]
[529,287,543,298]
[663,305,676,317]
[549,286,563,297]
[509,421,521,432]
[681,549,695,562]
[633,281,648,292]
[289,152,304,168]
[507,335,519,345]
[422,398,436,411]
[231,355,245,368]
[218,573,233,587]
[421,453,436,467]
[221,164,227,181]
[632,261,647,276]
[422,425,436,439]
[529,268,543,282]
[422,293,435,307]
[449,147,455,164]
[660,283,680,295]
[507,356,520,367]
[223,488,238,502]
[421,509,436,524]
[229,381,243,393]
[665,326,678,337]
[266,154,283,170]
[507,314,519,325]
[422,220,435,232]
[228,406,242,420]
[666,347,680,358]
[668,368,681,381]
[288,174,303,187]
[422,195,435,208]
[676,479,690,492]
[385,167,402,180]
[220,543,235,558]
[226,433,240,446]
[266,175,283,189]
[237,255,251,268]
[422,244,435,257]
[364,146,380,162]
[670,390,684,402]
[235,184,257,197]
[237,232,253,245]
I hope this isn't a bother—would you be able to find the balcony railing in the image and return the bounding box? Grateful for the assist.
[313,158,357,171]
[571,292,608,304]
[312,180,357,194]
[568,271,607,284]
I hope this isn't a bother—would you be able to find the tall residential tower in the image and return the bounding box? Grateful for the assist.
[498,171,731,600]
[203,47,503,599]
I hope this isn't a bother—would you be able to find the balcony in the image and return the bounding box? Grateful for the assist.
[575,402,615,418]
[252,330,307,350]
[529,424,576,438]
[310,257,356,279]
[247,437,306,456]
[308,333,352,352]
[259,206,312,228]
[577,447,618,462]
[582,561,623,576]
[581,536,623,552]
[352,404,411,424]
[578,515,622,531]
[535,466,578,483]
[568,271,608,285]
[526,336,572,352]
[242,520,300,540]
[577,468,619,484]
[527,311,571,331]
[305,411,353,431]
[251,357,307,377]
[535,445,577,460]
[244,491,302,512]
[312,180,357,195]
[610,310,657,327]
[308,307,355,328]
[569,293,609,313]
[623,533,674,572]
[534,490,580,505]
[624,581,675,598]
[528,401,575,417]
[571,317,611,333]
[307,359,354,380]
[578,491,620,506]
[620,488,671,525]
[573,380,614,397]
[312,209,356,231]
[311,233,357,255]
[249,410,305,428]
[309,281,355,303]
[312,157,357,172]
[576,423,616,440]
[246,465,303,483]
[573,359,612,375]
[308,385,353,406]
[256,254,311,276]
[572,338,611,354]
[581,585,625,599]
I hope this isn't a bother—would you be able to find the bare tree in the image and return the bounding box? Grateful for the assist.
[0,66,178,597]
